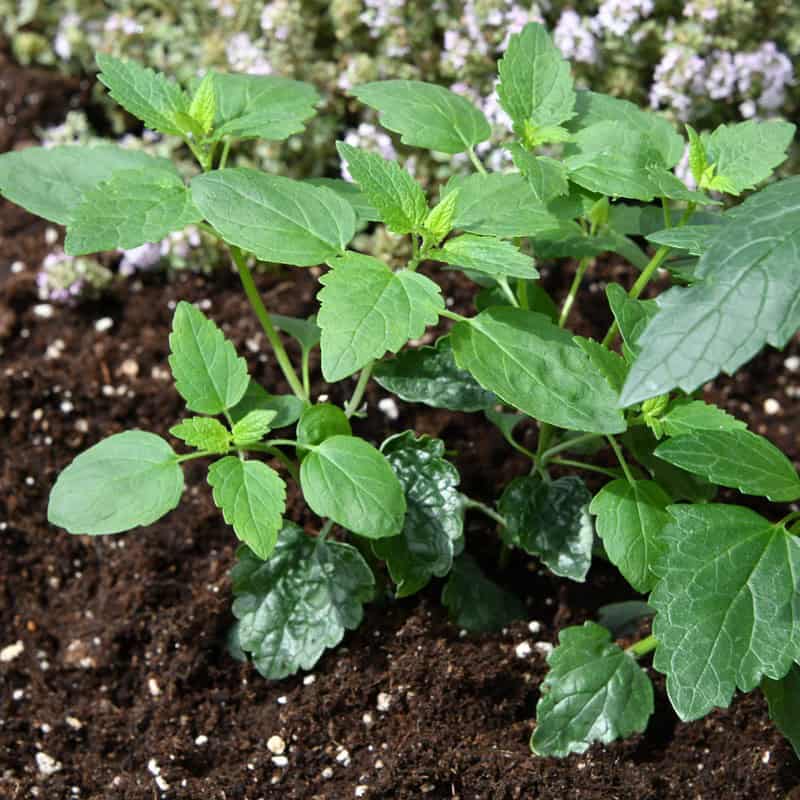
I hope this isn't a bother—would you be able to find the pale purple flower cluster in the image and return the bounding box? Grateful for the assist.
[682,1,719,23]
[36,251,113,305]
[450,82,513,172]
[118,227,205,276]
[208,0,238,18]
[341,123,399,181]
[592,0,654,38]
[226,32,273,75]
[260,3,292,42]
[553,10,599,65]
[360,0,406,37]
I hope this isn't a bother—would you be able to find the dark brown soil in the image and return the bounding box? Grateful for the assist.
[2,54,800,800]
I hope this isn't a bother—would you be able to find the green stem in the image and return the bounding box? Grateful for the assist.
[558,256,592,328]
[662,196,673,228]
[218,138,232,169]
[517,278,529,309]
[606,436,635,484]
[439,308,469,323]
[301,349,311,399]
[540,433,602,462]
[175,449,223,464]
[779,511,800,530]
[464,498,507,528]
[467,147,488,176]
[498,276,519,307]
[626,634,657,658]
[263,438,316,451]
[548,457,622,480]
[229,246,309,403]
[345,361,375,418]
[317,518,335,544]
[258,445,301,483]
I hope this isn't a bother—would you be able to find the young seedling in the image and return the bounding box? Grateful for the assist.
[1,22,799,760]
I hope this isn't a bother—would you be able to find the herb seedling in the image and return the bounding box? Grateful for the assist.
[2,23,799,760]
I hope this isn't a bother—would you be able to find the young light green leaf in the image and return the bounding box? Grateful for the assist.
[645,225,721,256]
[0,145,173,225]
[231,410,277,446]
[231,525,374,679]
[318,252,443,381]
[351,80,491,154]
[208,457,285,560]
[430,234,538,280]
[168,301,250,415]
[296,404,351,447]
[209,73,319,142]
[191,169,355,266]
[170,417,231,452]
[373,336,496,412]
[568,90,684,168]
[573,336,628,394]
[373,433,463,597]
[532,622,654,757]
[605,284,659,360]
[686,124,707,185]
[450,308,626,434]
[763,665,800,758]
[48,431,183,535]
[424,190,459,242]
[701,119,795,195]
[497,22,576,134]
[658,399,746,438]
[96,53,189,136]
[443,173,562,237]
[590,479,670,593]
[654,430,800,502]
[499,475,594,582]
[441,553,525,633]
[300,435,406,538]
[65,168,202,255]
[189,72,217,134]
[229,380,304,429]
[336,142,427,235]
[651,504,800,721]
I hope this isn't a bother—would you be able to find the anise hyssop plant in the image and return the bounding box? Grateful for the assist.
[2,23,799,759]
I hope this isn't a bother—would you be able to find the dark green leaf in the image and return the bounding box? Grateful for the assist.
[597,601,654,637]
[573,336,628,394]
[763,665,800,758]
[271,313,321,352]
[297,403,351,447]
[229,380,304,429]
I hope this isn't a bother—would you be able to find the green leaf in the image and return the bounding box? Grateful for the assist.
[443,173,562,237]
[450,308,626,434]
[336,142,427,235]
[499,475,594,582]
[271,313,321,352]
[573,336,628,394]
[485,407,526,449]
[48,431,183,535]
[208,457,285,560]
[189,72,216,134]
[424,190,459,242]
[209,73,319,142]
[191,169,355,266]
[686,124,707,185]
[352,80,491,154]
[306,178,379,225]
[170,417,231,452]
[532,622,654,757]
[297,403,351,447]
[650,504,800,720]
[373,433,463,597]
[658,399,746,438]
[597,601,654,637]
[510,146,570,203]
[497,22,575,134]
[0,145,173,225]
[318,252,443,381]
[647,167,719,206]
[373,336,496,412]
[701,119,795,195]
[300,436,406,538]
[231,410,276,446]
[646,225,721,256]
[763,665,800,758]
[605,284,658,361]
[565,122,665,202]
[654,430,800,502]
[621,178,800,405]
[229,380,303,429]
[430,234,538,281]
[568,90,684,168]
[96,53,189,136]
[441,553,525,633]
[231,525,374,679]
[590,479,670,593]
[65,168,202,256]
[168,301,250,415]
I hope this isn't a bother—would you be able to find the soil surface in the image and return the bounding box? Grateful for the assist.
[2,51,800,800]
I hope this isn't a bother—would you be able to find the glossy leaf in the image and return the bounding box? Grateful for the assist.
[48,431,183,535]
[352,80,491,154]
[590,479,670,593]
[300,436,406,538]
[431,234,538,280]
[191,168,355,266]
[499,475,594,582]
[763,665,800,758]
[450,308,626,434]
[318,251,443,381]
[651,504,800,720]
[373,336,496,412]
[532,622,654,756]
[296,404,351,447]
[231,526,374,679]
[168,301,249,415]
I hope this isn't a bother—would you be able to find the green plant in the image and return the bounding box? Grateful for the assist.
[2,22,799,760]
